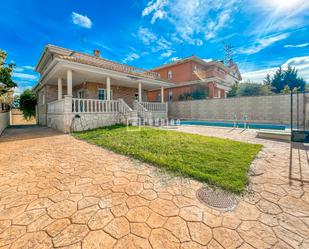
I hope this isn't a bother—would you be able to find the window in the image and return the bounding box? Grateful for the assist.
[98,89,113,100]
[78,90,85,98]
[156,93,161,102]
[98,89,105,100]
[168,91,173,101]
[167,70,173,80]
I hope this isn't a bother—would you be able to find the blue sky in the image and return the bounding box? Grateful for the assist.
[0,0,308,93]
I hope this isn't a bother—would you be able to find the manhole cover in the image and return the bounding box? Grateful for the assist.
[196,187,237,211]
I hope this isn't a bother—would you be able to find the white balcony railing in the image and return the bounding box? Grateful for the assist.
[48,98,168,116]
[48,99,65,113]
[140,102,168,112]
[72,98,120,113]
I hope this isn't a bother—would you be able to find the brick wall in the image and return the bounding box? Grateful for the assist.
[154,61,197,83]
[169,94,305,125]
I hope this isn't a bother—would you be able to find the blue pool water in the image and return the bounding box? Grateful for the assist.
[180,120,287,130]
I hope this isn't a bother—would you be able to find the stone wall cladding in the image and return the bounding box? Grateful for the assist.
[71,113,119,132]
[47,113,120,133]
[168,94,305,125]
[0,112,10,135]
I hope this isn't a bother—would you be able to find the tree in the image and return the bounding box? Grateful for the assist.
[263,74,272,87]
[227,84,239,97]
[191,87,207,100]
[270,66,306,93]
[271,67,285,93]
[0,49,17,96]
[19,89,37,120]
[236,83,272,97]
[178,92,191,101]
[284,66,305,91]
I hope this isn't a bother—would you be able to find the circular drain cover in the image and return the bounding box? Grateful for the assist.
[196,187,237,211]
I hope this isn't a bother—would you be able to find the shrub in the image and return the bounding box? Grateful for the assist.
[19,89,37,120]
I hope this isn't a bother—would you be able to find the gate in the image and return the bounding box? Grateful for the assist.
[291,90,309,142]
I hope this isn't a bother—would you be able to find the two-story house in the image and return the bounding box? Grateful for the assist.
[147,56,242,102]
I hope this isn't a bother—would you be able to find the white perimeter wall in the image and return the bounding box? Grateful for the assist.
[0,112,10,135]
[168,93,306,125]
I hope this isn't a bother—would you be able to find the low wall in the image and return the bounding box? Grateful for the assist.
[151,112,168,120]
[168,94,305,125]
[11,109,36,125]
[47,113,120,133]
[0,112,10,135]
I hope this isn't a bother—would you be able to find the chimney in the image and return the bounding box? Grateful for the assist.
[229,59,235,67]
[93,49,100,57]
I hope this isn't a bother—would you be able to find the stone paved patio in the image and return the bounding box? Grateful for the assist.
[0,125,308,249]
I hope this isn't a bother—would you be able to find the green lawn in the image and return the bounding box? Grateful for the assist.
[73,125,262,193]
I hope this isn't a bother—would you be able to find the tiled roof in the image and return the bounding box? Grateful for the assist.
[58,52,162,81]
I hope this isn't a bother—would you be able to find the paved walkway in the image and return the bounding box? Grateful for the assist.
[0,126,308,249]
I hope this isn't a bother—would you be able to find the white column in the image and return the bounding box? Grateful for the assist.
[57,77,62,100]
[161,86,164,103]
[106,76,111,100]
[138,82,142,102]
[67,69,72,96]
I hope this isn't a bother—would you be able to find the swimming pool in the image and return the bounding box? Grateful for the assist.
[180,120,287,130]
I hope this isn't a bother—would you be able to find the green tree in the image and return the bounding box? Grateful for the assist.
[270,66,306,93]
[19,89,37,120]
[0,49,17,95]
[227,84,239,97]
[191,87,207,100]
[237,83,272,97]
[263,74,272,87]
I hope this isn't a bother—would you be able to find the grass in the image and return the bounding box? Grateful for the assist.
[73,125,262,193]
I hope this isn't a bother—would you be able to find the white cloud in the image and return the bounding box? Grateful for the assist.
[206,9,232,40]
[71,12,92,29]
[122,52,140,63]
[142,0,168,24]
[247,0,309,34]
[137,27,157,45]
[238,33,289,54]
[242,56,309,83]
[160,50,175,58]
[284,43,309,48]
[203,58,212,63]
[170,57,181,62]
[195,39,203,46]
[137,27,173,56]
[141,0,239,44]
[14,65,35,72]
[13,73,38,80]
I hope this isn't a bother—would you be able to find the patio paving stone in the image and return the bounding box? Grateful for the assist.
[0,125,308,248]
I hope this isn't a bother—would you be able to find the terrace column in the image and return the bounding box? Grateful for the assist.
[161,86,164,103]
[138,82,142,102]
[67,69,73,96]
[57,77,62,100]
[106,76,111,100]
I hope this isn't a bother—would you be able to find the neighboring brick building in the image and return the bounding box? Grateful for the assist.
[148,56,242,102]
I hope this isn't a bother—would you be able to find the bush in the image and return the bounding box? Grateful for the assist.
[236,83,272,97]
[191,87,207,100]
[178,92,191,101]
[19,89,37,120]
